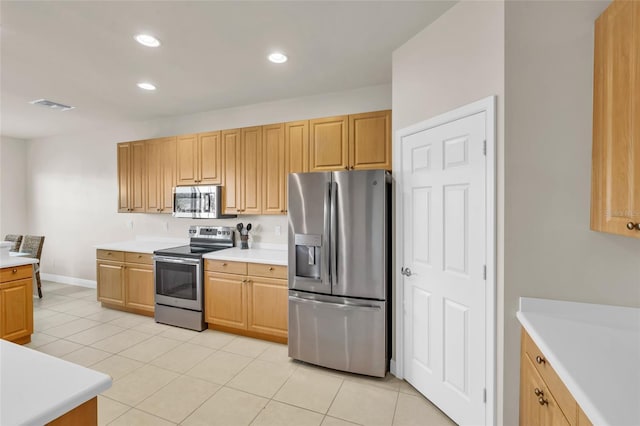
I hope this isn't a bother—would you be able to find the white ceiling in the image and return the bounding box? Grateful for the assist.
[1,1,455,140]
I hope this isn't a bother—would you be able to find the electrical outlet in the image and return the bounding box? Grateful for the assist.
[275,226,281,236]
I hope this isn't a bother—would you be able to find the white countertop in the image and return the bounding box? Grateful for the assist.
[94,238,188,254]
[204,246,288,266]
[517,297,640,426]
[0,339,112,425]
[0,256,39,268]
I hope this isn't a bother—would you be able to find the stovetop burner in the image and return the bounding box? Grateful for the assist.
[153,225,235,259]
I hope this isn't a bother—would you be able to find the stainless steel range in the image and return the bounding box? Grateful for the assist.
[153,226,234,331]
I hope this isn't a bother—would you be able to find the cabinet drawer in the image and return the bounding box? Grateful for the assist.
[205,260,247,275]
[125,252,154,265]
[97,249,125,261]
[247,263,287,280]
[522,329,577,425]
[0,265,33,284]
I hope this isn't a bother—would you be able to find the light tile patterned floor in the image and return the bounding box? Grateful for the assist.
[29,281,456,426]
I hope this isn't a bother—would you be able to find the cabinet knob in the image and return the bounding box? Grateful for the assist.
[222,263,227,266]
[138,255,142,258]
[344,166,349,170]
[350,166,354,170]
[280,209,285,213]
[626,222,640,230]
[534,388,543,397]
[538,397,548,406]
[535,355,546,365]
[12,269,17,273]
[269,267,274,271]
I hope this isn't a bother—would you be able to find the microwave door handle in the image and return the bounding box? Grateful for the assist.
[203,193,211,212]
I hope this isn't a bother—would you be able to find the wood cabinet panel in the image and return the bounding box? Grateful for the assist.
[0,278,33,342]
[204,260,247,275]
[199,131,222,184]
[286,120,309,174]
[349,110,391,171]
[591,0,640,238]
[176,134,199,185]
[124,252,153,265]
[247,277,287,338]
[161,137,177,212]
[145,138,162,213]
[310,115,348,171]
[0,265,32,282]
[241,126,263,214]
[205,272,247,329]
[247,263,287,280]
[520,353,569,426]
[96,250,125,262]
[130,141,146,212]
[125,264,154,313]
[222,129,241,214]
[262,123,286,214]
[117,143,131,212]
[96,260,125,306]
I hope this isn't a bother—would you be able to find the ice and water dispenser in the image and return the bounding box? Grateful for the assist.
[294,234,322,280]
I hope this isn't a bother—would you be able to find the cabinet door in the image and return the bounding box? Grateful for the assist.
[262,123,286,215]
[199,131,222,184]
[242,126,263,214]
[160,137,177,213]
[309,115,348,171]
[591,1,640,238]
[204,272,247,329]
[520,354,570,426]
[117,143,131,212]
[349,110,391,171]
[0,278,33,342]
[222,129,241,214]
[97,261,125,306]
[246,276,287,338]
[145,139,162,213]
[286,120,309,174]
[130,141,147,213]
[176,134,199,185]
[125,263,154,313]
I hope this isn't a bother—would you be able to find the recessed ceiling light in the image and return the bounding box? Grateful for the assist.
[135,34,160,47]
[268,52,288,64]
[137,82,156,91]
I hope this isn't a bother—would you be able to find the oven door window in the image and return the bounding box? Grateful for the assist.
[156,261,197,300]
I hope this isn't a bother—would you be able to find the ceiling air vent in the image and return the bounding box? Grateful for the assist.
[29,99,75,111]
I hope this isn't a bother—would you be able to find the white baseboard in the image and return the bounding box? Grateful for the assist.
[41,273,96,289]
[390,359,398,377]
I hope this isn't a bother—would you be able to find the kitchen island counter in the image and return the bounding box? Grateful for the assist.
[517,297,640,426]
[0,339,112,425]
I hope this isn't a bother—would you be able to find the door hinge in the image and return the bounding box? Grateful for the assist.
[483,140,487,155]
[483,265,487,280]
[483,388,487,403]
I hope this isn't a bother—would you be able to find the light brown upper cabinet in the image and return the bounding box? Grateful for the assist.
[349,110,392,171]
[145,137,176,213]
[222,129,241,214]
[176,132,222,185]
[591,0,640,239]
[117,141,146,213]
[241,126,263,215]
[286,120,309,174]
[263,123,286,214]
[309,115,349,171]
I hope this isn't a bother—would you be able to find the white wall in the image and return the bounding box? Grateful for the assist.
[0,136,29,236]
[25,84,391,281]
[504,1,640,424]
[392,0,505,422]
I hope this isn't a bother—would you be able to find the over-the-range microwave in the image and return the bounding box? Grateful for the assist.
[172,185,236,219]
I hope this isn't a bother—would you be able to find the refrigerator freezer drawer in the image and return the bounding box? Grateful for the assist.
[288,291,388,377]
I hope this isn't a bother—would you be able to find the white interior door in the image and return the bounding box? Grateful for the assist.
[400,111,487,425]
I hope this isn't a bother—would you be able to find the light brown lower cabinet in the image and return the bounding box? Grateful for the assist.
[96,250,154,315]
[204,260,287,343]
[0,264,33,345]
[520,329,592,426]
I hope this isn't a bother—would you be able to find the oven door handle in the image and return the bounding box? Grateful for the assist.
[154,256,201,265]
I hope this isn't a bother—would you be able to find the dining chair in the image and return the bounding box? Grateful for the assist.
[19,235,45,298]
[4,234,23,252]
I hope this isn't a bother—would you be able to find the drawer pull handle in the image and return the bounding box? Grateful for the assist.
[534,388,543,397]
[535,355,546,365]
[222,263,227,266]
[269,267,274,271]
[108,252,112,255]
[12,269,17,273]
[138,255,142,258]
[538,397,548,406]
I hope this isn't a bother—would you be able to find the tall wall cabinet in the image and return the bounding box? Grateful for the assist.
[591,0,640,238]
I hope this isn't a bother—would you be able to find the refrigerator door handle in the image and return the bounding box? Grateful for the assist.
[323,181,332,287]
[289,295,381,311]
[330,181,338,288]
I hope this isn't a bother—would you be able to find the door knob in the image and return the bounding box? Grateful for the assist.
[401,267,413,277]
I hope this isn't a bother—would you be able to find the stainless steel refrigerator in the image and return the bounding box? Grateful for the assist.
[287,169,390,377]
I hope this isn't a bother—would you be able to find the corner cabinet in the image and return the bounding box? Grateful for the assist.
[204,260,287,343]
[520,329,592,426]
[96,250,154,315]
[591,0,640,238]
[0,265,34,345]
